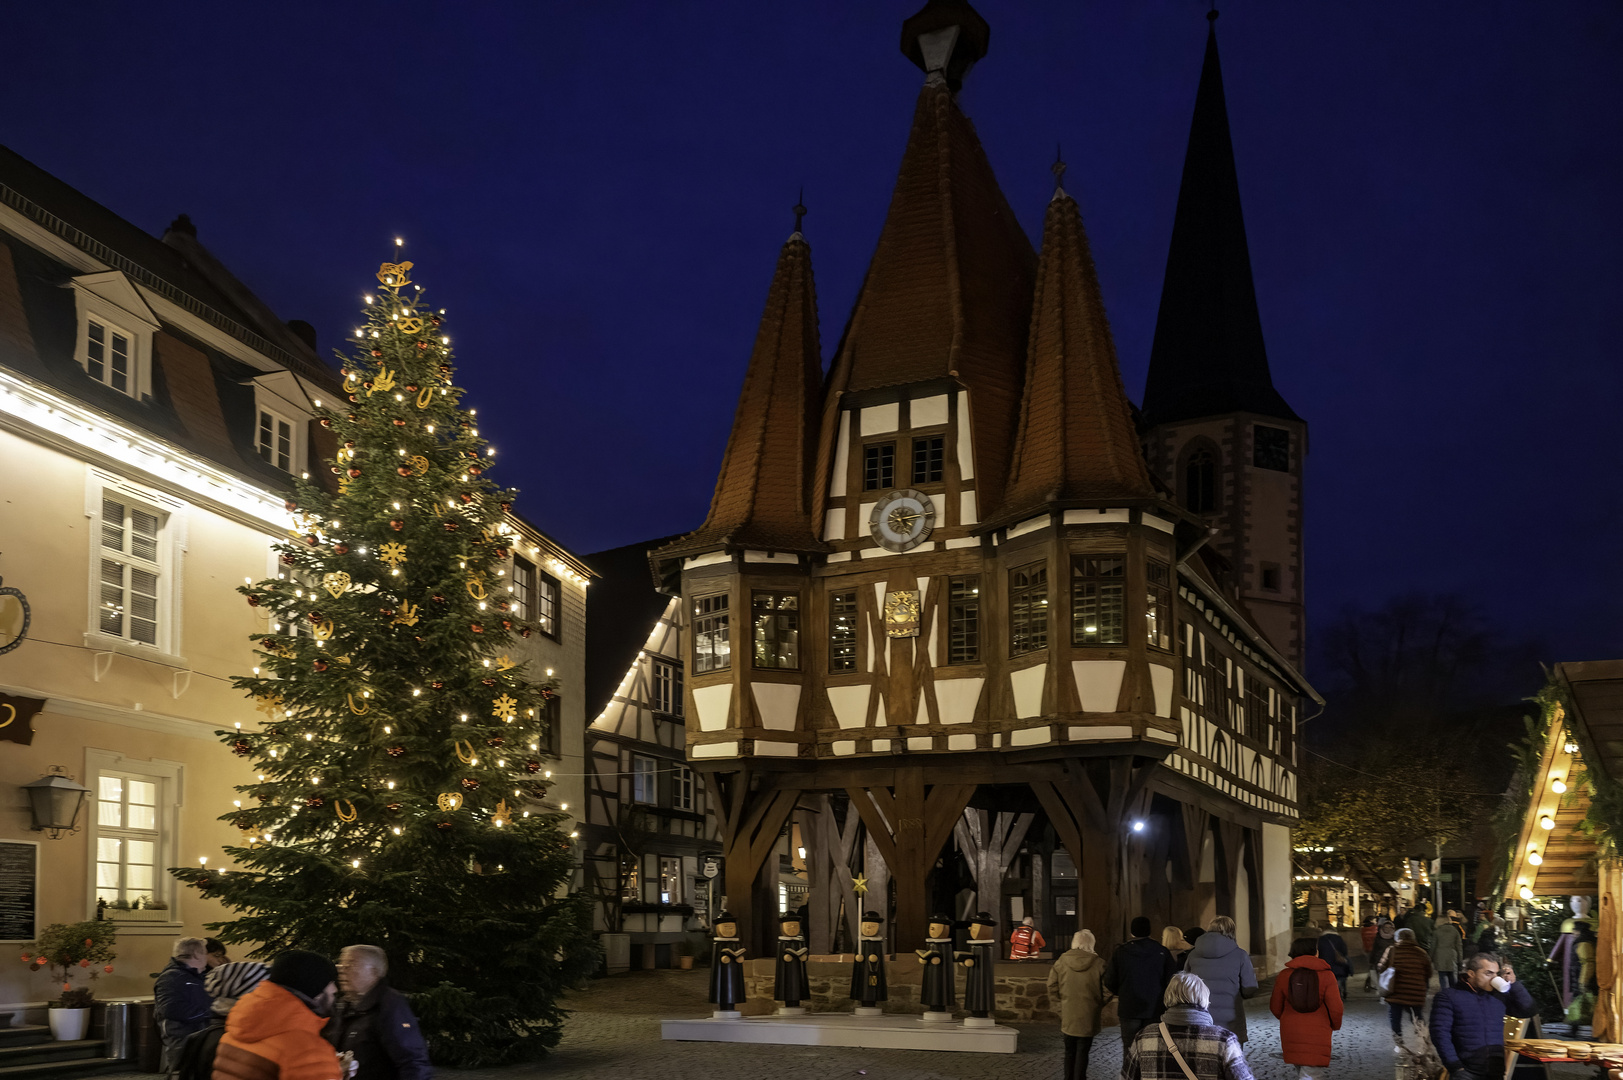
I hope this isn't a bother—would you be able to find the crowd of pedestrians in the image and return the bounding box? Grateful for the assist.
[150,937,431,1080]
[1043,907,1535,1079]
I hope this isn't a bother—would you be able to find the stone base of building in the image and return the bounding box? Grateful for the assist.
[734,957,1059,1022]
[661,1012,1018,1053]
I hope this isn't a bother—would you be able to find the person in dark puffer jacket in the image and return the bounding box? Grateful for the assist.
[156,937,214,1073]
[213,951,341,1080]
[1104,916,1179,1047]
[327,946,430,1080]
[1376,927,1433,1045]
[1429,952,1536,1080]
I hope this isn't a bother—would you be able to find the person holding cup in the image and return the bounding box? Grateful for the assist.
[1428,952,1536,1080]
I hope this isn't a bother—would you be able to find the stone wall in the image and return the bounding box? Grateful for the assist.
[736,956,1062,1023]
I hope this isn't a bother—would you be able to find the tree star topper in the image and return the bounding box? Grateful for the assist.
[379,542,408,567]
[492,694,518,720]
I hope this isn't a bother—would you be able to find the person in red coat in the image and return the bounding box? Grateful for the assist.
[1269,938,1344,1077]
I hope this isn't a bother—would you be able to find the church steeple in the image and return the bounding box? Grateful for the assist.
[659,219,825,559]
[998,169,1155,523]
[1142,12,1297,428]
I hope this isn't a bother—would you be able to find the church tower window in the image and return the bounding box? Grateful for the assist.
[751,591,801,670]
[1009,563,1049,656]
[948,576,981,664]
[828,591,859,672]
[912,437,945,484]
[863,444,895,490]
[1253,426,1290,471]
[1184,448,1217,513]
[1071,556,1126,646]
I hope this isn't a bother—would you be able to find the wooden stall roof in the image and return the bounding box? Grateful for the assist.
[1559,660,1623,784]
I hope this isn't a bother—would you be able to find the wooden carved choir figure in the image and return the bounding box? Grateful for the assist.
[1549,895,1597,1029]
[709,912,746,1014]
[774,913,811,1010]
[917,913,957,1015]
[849,910,888,1010]
[961,912,997,1019]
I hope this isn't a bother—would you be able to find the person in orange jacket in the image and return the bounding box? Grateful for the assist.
[1269,938,1344,1078]
[1009,916,1046,961]
[214,950,344,1080]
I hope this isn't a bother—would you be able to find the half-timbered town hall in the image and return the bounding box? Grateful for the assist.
[653,0,1318,970]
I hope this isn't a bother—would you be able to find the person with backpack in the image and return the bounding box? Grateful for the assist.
[1270,938,1343,1078]
[1314,925,1351,1001]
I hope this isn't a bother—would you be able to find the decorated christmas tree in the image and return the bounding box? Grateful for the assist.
[172,255,598,1066]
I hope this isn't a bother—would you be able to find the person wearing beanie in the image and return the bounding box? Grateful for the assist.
[328,946,431,1080]
[214,950,343,1080]
[174,962,270,1080]
[1103,916,1178,1046]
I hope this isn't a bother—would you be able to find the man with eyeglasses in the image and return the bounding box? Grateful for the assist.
[1429,953,1536,1080]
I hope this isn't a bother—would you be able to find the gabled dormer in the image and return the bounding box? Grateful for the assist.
[66,270,160,400]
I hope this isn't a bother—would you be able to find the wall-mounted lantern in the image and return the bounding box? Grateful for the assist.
[24,766,90,839]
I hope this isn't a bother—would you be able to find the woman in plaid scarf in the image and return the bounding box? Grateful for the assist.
[1120,972,1255,1080]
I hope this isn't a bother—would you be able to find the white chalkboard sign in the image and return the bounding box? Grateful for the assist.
[0,840,38,941]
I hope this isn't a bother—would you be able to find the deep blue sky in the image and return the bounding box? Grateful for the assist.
[5,3,1620,665]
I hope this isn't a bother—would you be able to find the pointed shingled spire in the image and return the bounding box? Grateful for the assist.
[658,226,825,558]
[1000,183,1155,520]
[1142,12,1298,427]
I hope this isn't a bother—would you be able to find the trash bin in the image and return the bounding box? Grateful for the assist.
[102,1001,132,1060]
[130,1000,161,1072]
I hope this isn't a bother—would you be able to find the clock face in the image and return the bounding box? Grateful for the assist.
[869,488,935,552]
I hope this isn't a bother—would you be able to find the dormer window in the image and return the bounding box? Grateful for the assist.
[248,371,315,478]
[257,408,295,472]
[70,272,159,401]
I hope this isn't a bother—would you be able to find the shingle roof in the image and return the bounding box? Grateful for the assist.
[818,81,1036,522]
[1141,20,1299,428]
[997,188,1156,522]
[656,232,826,562]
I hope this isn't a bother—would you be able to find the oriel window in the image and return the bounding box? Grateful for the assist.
[1009,563,1049,656]
[828,591,859,673]
[1253,426,1290,471]
[1071,556,1125,646]
[948,576,981,664]
[863,444,895,491]
[752,591,801,670]
[693,594,731,673]
[912,436,945,484]
[1145,560,1172,650]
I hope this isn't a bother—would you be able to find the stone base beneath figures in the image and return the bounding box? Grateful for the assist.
[662,1013,1018,1053]
[775,1006,806,1016]
[712,1010,741,1020]
[920,1011,955,1024]
[964,1016,995,1028]
[852,1006,884,1017]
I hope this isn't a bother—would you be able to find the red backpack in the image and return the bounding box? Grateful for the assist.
[1287,967,1321,1012]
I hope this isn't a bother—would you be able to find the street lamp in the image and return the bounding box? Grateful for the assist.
[23,767,90,839]
[1130,820,1146,834]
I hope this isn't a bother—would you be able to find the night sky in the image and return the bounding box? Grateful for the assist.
[5,3,1620,668]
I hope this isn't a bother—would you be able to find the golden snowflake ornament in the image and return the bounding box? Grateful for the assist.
[492,694,518,720]
[378,542,408,567]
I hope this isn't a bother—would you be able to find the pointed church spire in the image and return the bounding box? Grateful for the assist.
[1000,179,1155,520]
[660,223,825,557]
[1141,12,1298,427]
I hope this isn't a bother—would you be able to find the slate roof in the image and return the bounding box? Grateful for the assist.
[1141,18,1299,428]
[817,79,1036,523]
[997,187,1156,523]
[655,231,826,562]
[583,537,684,722]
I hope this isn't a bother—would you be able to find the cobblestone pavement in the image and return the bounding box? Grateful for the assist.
[90,969,1597,1080]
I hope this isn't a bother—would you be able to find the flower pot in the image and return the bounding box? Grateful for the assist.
[48,1007,90,1042]
[679,956,694,970]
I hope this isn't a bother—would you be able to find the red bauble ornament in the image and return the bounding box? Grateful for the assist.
[345,441,355,448]
[284,500,299,512]
[246,594,261,607]
[379,608,393,619]
[458,493,472,504]
[500,619,511,631]
[438,363,450,373]
[348,413,358,421]
[308,611,324,623]
[486,736,505,747]
[442,521,459,532]
[398,467,412,477]
[280,553,297,565]
[430,680,444,689]
[525,761,541,774]
[389,519,404,531]
[232,739,252,757]
[470,623,483,633]
[460,777,480,790]
[416,341,429,350]
[496,601,509,613]
[540,687,556,700]
[386,745,406,758]
[520,627,533,639]
[256,792,272,802]
[404,383,419,392]
[469,466,483,477]
[348,394,359,403]
[431,594,446,605]
[371,349,383,358]
[493,546,508,559]
[305,534,319,546]
[430,316,442,327]
[313,660,328,672]
[436,821,452,830]
[363,380,374,391]
[392,419,405,426]
[334,543,349,555]
[500,501,512,512]
[348,468,362,479]
[385,802,402,814]
[305,796,324,808]
[320,418,332,428]
[260,638,277,650]
[480,677,496,688]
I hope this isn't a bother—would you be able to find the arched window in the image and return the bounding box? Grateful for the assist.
[1185,447,1217,514]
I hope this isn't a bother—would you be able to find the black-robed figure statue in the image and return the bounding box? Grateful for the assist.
[961,911,997,1018]
[916,913,957,1013]
[774,913,810,1008]
[849,910,888,1007]
[708,912,746,1012]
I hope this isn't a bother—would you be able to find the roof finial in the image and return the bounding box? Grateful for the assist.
[1207,4,1219,24]
[792,189,807,236]
[1051,145,1067,195]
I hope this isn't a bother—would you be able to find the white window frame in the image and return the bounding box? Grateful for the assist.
[632,755,657,805]
[83,749,184,929]
[658,856,683,904]
[69,272,159,401]
[249,372,314,478]
[672,764,694,812]
[256,405,298,475]
[85,469,186,661]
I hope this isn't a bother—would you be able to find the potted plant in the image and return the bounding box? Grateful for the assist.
[22,921,117,1041]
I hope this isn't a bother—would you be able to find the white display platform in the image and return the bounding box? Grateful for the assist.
[661,1012,1018,1053]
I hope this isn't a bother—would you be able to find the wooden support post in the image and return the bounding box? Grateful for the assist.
[844,771,975,951]
[716,774,801,956]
